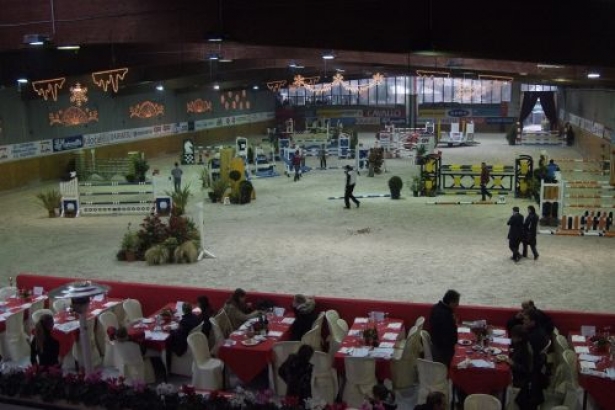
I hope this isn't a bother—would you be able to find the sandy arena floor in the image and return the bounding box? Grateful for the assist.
[1,133,613,313]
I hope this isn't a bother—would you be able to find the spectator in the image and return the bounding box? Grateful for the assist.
[507,206,524,262]
[223,288,261,331]
[371,384,397,410]
[546,160,560,182]
[171,162,183,192]
[279,344,314,402]
[429,289,460,367]
[290,294,318,341]
[30,314,60,367]
[196,295,214,344]
[505,325,544,410]
[166,302,200,368]
[480,162,493,201]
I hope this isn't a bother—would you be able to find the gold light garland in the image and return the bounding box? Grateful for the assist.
[290,72,385,94]
[32,78,66,101]
[91,68,129,93]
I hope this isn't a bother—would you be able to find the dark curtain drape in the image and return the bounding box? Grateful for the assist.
[538,91,557,130]
[518,91,539,125]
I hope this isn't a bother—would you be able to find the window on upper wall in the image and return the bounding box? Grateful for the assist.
[520,84,558,92]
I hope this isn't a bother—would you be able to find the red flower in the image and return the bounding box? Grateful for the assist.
[282,396,300,407]
[181,384,196,395]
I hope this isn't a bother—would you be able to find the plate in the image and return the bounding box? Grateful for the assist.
[492,329,506,337]
[65,316,76,321]
[485,347,502,355]
[458,339,472,346]
[142,318,154,324]
[241,338,262,347]
[496,354,509,362]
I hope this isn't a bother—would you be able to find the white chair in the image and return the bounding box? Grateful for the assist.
[31,309,54,325]
[325,310,344,342]
[342,356,377,408]
[420,330,433,360]
[464,394,501,410]
[98,311,119,367]
[122,299,144,325]
[114,340,155,385]
[554,335,569,363]
[170,322,203,376]
[270,341,301,396]
[414,316,425,332]
[72,315,102,370]
[312,311,325,331]
[52,298,71,313]
[337,318,349,334]
[391,325,421,390]
[215,309,233,338]
[3,310,30,362]
[310,351,338,404]
[209,317,225,357]
[0,287,17,301]
[187,332,224,390]
[416,358,449,404]
[301,325,322,351]
[327,337,341,362]
[26,297,47,333]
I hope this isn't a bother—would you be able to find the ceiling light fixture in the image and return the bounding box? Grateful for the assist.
[322,52,335,60]
[207,34,224,42]
[587,72,600,79]
[335,68,345,73]
[537,64,564,69]
[155,84,164,91]
[57,45,80,51]
[213,84,220,90]
[252,85,259,90]
[17,78,29,84]
[478,74,514,82]
[208,53,220,61]
[219,58,233,63]
[23,34,50,46]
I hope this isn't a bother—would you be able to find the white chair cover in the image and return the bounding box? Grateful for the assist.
[98,311,119,367]
[325,310,343,342]
[188,332,224,390]
[414,316,425,332]
[416,358,449,404]
[0,287,17,302]
[122,299,144,325]
[391,325,420,390]
[215,309,233,338]
[209,317,225,357]
[170,322,203,376]
[72,315,102,370]
[26,298,47,334]
[464,394,501,410]
[301,325,322,351]
[269,341,301,396]
[52,298,71,313]
[312,311,325,331]
[3,310,30,362]
[114,340,155,385]
[342,357,377,408]
[310,351,338,404]
[31,309,54,325]
[420,330,433,360]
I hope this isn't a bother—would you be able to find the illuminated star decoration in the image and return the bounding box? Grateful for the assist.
[69,83,88,107]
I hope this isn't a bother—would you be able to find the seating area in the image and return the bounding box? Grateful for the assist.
[0,273,609,409]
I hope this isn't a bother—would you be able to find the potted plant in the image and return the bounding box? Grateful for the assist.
[239,180,254,204]
[36,189,62,218]
[388,176,403,199]
[120,224,139,262]
[209,179,227,203]
[166,184,191,216]
[415,145,427,165]
[132,157,149,182]
[411,176,423,197]
[505,123,518,145]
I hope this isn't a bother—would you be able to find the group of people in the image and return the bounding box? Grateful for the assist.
[507,205,540,262]
[430,290,554,410]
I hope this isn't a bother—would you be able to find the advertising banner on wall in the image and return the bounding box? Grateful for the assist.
[11,142,40,159]
[53,135,84,152]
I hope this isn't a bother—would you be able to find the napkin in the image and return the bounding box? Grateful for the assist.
[351,347,370,357]
[492,337,511,346]
[338,347,353,354]
[20,303,32,309]
[379,342,395,348]
[574,346,590,354]
[144,330,168,341]
[90,309,103,315]
[457,358,471,369]
[33,287,44,296]
[457,327,471,334]
[387,322,402,330]
[579,354,601,363]
[348,329,362,337]
[471,359,495,368]
[382,332,398,341]
[103,301,118,308]
[54,321,80,333]
[93,294,104,302]
[580,361,597,370]
[571,335,586,343]
[267,330,283,338]
[223,339,237,347]
[370,347,394,358]
[354,318,369,324]
[281,317,295,325]
[581,326,596,337]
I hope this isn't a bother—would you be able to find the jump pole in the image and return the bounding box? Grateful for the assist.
[196,201,216,260]
[426,200,507,205]
[328,193,391,200]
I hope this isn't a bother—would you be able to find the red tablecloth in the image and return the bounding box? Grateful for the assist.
[449,328,512,395]
[570,333,615,410]
[0,295,48,332]
[52,298,122,358]
[128,303,177,351]
[217,315,293,383]
[334,318,405,381]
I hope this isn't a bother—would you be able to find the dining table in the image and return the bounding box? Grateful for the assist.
[217,313,295,383]
[569,332,615,410]
[128,303,181,351]
[333,317,405,380]
[0,294,48,332]
[448,326,512,410]
[52,297,123,358]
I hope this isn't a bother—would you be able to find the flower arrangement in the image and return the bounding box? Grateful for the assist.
[0,365,349,410]
[470,324,489,344]
[363,326,379,347]
[18,288,32,299]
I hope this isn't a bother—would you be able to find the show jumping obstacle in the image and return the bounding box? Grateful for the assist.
[539,210,615,237]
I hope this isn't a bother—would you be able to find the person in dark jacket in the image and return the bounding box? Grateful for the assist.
[279,344,314,401]
[507,206,524,262]
[196,295,214,344]
[290,294,318,341]
[413,391,446,410]
[505,325,544,410]
[343,165,360,209]
[30,314,60,367]
[522,205,540,260]
[166,302,201,369]
[480,162,493,201]
[429,289,460,367]
[292,149,302,182]
[565,122,575,146]
[507,300,554,336]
